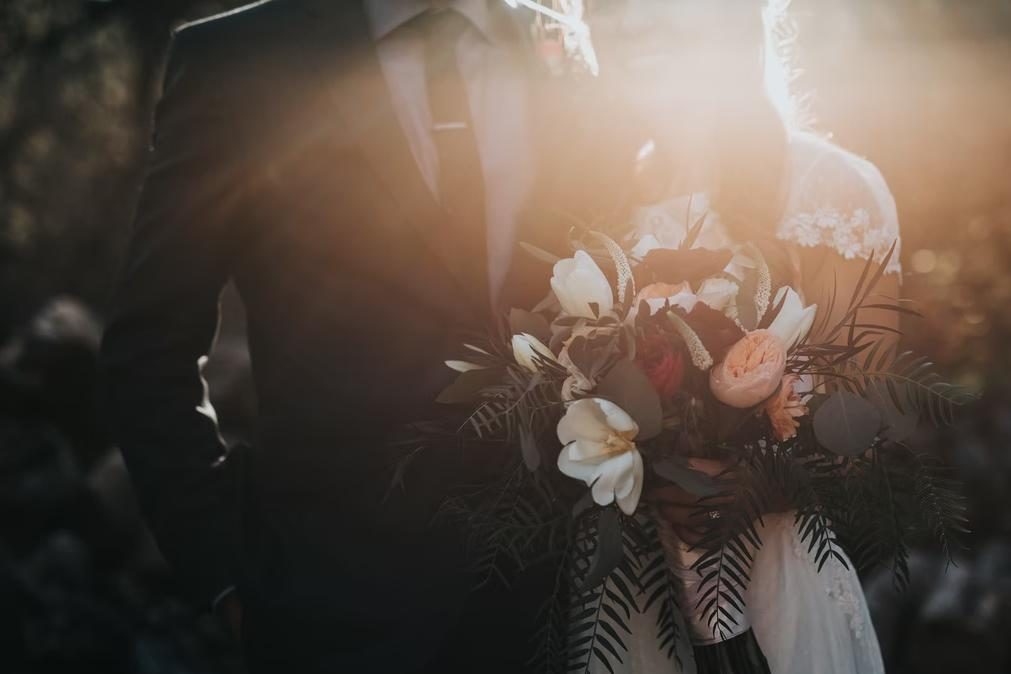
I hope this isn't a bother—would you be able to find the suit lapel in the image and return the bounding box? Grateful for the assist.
[301,2,445,241]
[295,0,570,317]
[295,1,499,319]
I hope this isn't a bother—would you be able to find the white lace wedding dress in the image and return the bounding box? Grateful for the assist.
[587,131,898,674]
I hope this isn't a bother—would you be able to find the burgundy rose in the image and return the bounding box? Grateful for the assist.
[636,333,686,399]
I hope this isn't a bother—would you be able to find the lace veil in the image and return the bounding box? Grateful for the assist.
[776,132,901,275]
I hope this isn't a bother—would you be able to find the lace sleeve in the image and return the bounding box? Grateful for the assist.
[777,134,902,275]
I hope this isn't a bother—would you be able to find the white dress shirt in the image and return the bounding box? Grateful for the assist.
[364,0,536,299]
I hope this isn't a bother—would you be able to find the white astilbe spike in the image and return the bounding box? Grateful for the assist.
[748,245,772,323]
[667,312,714,371]
[590,231,634,306]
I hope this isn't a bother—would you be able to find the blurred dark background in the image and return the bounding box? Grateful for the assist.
[1,1,1010,672]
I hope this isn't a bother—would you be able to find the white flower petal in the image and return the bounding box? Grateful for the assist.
[568,438,615,463]
[595,399,639,437]
[589,451,637,508]
[615,450,644,515]
[445,360,484,372]
[557,444,602,482]
[697,277,739,312]
[768,287,816,348]
[511,333,556,373]
[556,399,610,445]
[550,276,581,318]
[668,289,699,313]
[568,270,612,316]
[551,251,614,318]
[795,305,818,345]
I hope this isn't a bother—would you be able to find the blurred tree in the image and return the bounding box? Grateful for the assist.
[0,0,245,341]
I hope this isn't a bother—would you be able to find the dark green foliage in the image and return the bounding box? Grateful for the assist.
[638,523,683,667]
[564,510,645,674]
[596,358,663,440]
[668,436,969,640]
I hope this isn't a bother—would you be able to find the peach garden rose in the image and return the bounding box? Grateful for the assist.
[708,329,787,408]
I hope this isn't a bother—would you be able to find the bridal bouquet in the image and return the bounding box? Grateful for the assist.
[428,219,970,673]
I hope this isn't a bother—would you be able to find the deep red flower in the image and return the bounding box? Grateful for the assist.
[636,333,686,399]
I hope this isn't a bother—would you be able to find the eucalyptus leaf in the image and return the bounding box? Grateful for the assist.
[436,367,502,405]
[653,458,722,497]
[866,380,919,442]
[577,507,624,591]
[597,359,663,440]
[813,391,883,456]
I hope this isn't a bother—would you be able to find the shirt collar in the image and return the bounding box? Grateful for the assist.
[365,0,494,43]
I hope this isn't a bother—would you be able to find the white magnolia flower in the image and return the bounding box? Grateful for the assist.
[556,398,644,515]
[551,250,614,319]
[511,333,557,373]
[767,287,818,349]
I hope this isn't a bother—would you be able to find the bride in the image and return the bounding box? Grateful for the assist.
[571,1,899,672]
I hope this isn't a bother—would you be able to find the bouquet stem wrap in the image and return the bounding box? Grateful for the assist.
[655,515,772,674]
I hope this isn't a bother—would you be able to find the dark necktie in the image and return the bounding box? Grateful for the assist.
[418,9,490,311]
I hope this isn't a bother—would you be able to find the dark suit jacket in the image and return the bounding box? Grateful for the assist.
[99,1,573,672]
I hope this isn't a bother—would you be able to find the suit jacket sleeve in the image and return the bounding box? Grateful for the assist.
[99,27,248,606]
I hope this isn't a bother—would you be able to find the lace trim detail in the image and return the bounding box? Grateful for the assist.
[777,206,901,275]
[825,564,866,641]
[790,525,866,641]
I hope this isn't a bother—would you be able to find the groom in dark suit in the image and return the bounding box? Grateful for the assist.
[99,1,571,672]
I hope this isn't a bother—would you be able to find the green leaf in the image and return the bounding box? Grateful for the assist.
[576,507,624,591]
[866,380,919,442]
[519,422,542,472]
[436,367,502,405]
[813,391,883,457]
[597,358,663,440]
[653,458,722,497]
